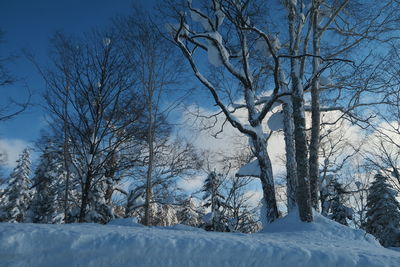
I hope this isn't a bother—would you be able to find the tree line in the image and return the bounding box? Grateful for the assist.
[1,0,400,247]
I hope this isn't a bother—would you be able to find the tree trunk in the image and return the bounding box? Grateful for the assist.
[144,110,154,226]
[288,3,313,222]
[282,102,297,212]
[252,135,279,223]
[63,85,71,223]
[78,171,92,222]
[291,69,313,222]
[309,5,321,211]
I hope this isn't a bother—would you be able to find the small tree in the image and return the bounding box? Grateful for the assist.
[126,188,145,219]
[363,173,400,247]
[328,180,353,226]
[201,171,229,231]
[152,203,179,226]
[0,148,32,222]
[177,196,202,227]
[115,7,191,226]
[31,143,66,223]
[86,177,115,224]
[224,176,260,233]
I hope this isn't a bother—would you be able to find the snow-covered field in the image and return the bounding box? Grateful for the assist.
[1,213,399,267]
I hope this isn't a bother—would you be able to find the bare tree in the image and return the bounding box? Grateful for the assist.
[166,0,400,223]
[358,45,400,193]
[115,7,192,225]
[171,0,288,223]
[43,30,145,223]
[304,0,400,210]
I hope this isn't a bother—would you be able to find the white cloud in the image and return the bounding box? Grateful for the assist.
[178,174,205,192]
[179,104,373,210]
[180,105,287,176]
[0,138,31,170]
[243,190,263,208]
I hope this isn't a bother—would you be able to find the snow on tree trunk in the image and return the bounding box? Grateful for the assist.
[78,169,93,222]
[174,1,282,224]
[144,110,154,226]
[309,4,322,211]
[282,101,297,212]
[291,70,313,222]
[63,85,71,223]
[252,135,279,223]
[288,2,313,222]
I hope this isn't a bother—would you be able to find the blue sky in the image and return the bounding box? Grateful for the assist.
[0,0,162,171]
[0,0,377,205]
[0,0,158,167]
[0,0,156,142]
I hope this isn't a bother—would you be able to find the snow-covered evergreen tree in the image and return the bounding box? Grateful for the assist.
[0,148,32,222]
[177,196,202,227]
[85,177,115,224]
[363,173,400,247]
[30,144,65,224]
[320,176,352,226]
[126,188,145,219]
[329,181,353,226]
[201,171,229,232]
[152,203,179,226]
[125,188,180,226]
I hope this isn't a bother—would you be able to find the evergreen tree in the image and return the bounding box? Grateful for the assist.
[201,171,229,232]
[86,177,115,224]
[0,148,32,222]
[177,196,201,227]
[329,180,353,226]
[363,173,400,247]
[152,203,179,226]
[30,144,65,223]
[126,188,145,219]
[320,176,352,226]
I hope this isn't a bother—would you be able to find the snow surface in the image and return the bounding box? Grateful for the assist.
[267,112,284,131]
[207,42,223,67]
[237,159,260,177]
[206,32,229,67]
[190,9,212,31]
[1,212,399,267]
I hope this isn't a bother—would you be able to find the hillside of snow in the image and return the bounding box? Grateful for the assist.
[1,213,399,267]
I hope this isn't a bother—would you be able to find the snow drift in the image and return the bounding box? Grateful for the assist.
[1,212,399,267]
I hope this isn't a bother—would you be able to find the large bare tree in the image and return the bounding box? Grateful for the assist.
[168,0,400,223]
[43,31,145,223]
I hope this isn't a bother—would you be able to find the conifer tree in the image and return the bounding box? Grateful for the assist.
[0,148,32,222]
[86,177,115,224]
[177,196,201,227]
[126,188,145,219]
[152,203,179,226]
[31,144,65,223]
[363,173,400,247]
[201,171,228,232]
[329,181,353,226]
